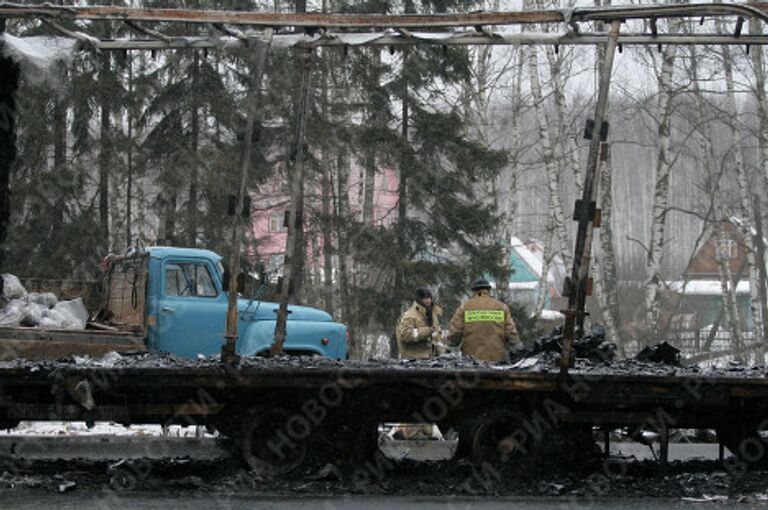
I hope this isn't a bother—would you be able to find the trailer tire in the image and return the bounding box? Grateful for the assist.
[239,408,308,475]
[465,410,528,465]
[717,426,768,469]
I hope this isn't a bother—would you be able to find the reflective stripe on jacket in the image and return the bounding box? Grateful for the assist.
[447,290,520,362]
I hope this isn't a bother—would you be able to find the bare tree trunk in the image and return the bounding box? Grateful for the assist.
[716,221,744,361]
[187,52,199,247]
[499,47,526,301]
[535,213,555,317]
[644,38,678,341]
[272,49,314,356]
[528,46,572,269]
[99,52,111,248]
[53,99,66,175]
[162,194,177,246]
[320,41,334,314]
[545,46,582,194]
[750,17,768,203]
[126,55,134,247]
[335,150,352,332]
[721,38,763,340]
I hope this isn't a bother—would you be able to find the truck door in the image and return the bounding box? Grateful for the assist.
[157,259,226,358]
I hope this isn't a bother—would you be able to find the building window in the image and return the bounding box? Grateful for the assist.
[726,239,738,259]
[269,212,287,233]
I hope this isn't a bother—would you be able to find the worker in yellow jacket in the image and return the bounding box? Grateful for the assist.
[448,279,521,362]
[395,287,443,359]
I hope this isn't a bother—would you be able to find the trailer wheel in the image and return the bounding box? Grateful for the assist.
[240,408,308,475]
[717,426,768,468]
[465,410,528,465]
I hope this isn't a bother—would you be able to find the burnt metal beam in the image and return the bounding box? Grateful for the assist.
[67,33,768,51]
[0,2,767,28]
[222,29,274,365]
[0,28,19,273]
[560,20,622,377]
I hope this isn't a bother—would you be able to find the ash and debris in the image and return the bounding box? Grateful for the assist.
[1,323,765,380]
[3,455,768,500]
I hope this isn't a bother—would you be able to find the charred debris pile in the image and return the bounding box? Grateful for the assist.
[0,325,765,380]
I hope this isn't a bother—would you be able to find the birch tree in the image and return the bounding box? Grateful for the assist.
[644,34,679,340]
[528,45,572,271]
[720,37,763,340]
[749,18,768,204]
[715,221,744,361]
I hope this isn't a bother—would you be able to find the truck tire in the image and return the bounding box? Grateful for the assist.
[717,426,768,469]
[464,410,528,465]
[239,408,308,475]
[463,410,597,469]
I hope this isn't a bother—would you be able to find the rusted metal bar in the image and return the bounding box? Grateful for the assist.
[71,33,768,51]
[222,29,273,365]
[0,4,561,27]
[560,20,622,377]
[660,423,669,466]
[1,2,767,28]
[123,19,172,43]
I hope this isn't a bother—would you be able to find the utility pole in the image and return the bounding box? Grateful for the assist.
[221,31,273,364]
[560,20,622,377]
[271,48,314,357]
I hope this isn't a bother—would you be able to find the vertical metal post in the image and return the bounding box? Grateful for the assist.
[0,21,20,273]
[659,424,669,467]
[271,48,314,357]
[560,20,622,377]
[222,31,273,364]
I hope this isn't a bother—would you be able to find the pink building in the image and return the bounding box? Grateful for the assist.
[250,165,399,277]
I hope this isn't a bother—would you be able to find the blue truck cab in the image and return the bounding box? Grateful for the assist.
[109,246,347,359]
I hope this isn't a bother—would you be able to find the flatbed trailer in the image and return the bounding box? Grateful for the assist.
[0,357,766,473]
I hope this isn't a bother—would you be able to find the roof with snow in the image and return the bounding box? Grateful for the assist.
[667,280,751,295]
[509,237,563,286]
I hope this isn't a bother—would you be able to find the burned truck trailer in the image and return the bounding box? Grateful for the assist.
[0,357,767,472]
[3,0,768,476]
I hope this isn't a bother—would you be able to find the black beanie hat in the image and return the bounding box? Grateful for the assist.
[415,287,432,301]
[471,279,492,291]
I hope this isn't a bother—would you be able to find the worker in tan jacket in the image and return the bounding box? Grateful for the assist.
[448,279,521,362]
[395,287,443,359]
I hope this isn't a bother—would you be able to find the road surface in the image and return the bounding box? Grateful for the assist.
[4,493,768,510]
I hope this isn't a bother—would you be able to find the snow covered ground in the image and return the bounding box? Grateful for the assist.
[1,421,215,438]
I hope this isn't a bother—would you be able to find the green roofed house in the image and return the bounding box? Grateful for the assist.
[503,237,567,321]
